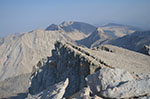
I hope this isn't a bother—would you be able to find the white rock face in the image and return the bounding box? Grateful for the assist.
[85,68,134,95]
[29,41,150,98]
[101,78,150,98]
[0,29,74,81]
[26,78,69,99]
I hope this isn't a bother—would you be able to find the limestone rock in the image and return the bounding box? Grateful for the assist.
[101,78,150,98]
[85,68,134,95]
[27,78,69,99]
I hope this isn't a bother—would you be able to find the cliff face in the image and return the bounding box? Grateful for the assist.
[29,41,110,97]
[28,41,150,98]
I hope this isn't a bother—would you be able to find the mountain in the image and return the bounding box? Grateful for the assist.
[45,21,97,40]
[77,23,141,48]
[77,28,113,48]
[109,30,150,55]
[0,22,150,98]
[46,21,97,35]
[0,73,31,98]
[100,23,141,37]
[0,29,74,81]
[28,41,150,98]
[0,41,150,98]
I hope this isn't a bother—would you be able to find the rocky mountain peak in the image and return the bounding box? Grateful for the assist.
[45,21,97,35]
[96,27,104,33]
[60,21,74,27]
[45,24,62,31]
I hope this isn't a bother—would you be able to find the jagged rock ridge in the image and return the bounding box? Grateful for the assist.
[27,41,150,99]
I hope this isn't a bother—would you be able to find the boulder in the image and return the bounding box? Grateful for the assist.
[101,78,150,98]
[26,78,69,99]
[85,68,134,95]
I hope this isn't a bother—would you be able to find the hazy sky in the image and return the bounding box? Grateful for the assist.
[0,0,150,37]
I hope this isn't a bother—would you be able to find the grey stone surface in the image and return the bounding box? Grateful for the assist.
[29,41,104,97]
[101,78,150,98]
[85,68,134,95]
[28,41,150,98]
[27,78,69,99]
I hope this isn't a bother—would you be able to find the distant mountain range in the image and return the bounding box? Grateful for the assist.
[109,30,150,55]
[76,22,141,48]
[0,21,150,98]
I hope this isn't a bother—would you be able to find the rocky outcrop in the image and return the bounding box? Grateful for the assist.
[139,45,150,56]
[70,68,150,99]
[28,41,111,97]
[101,78,150,98]
[85,68,134,95]
[28,41,150,99]
[27,78,69,99]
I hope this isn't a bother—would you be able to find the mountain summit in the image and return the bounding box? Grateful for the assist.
[46,21,97,35]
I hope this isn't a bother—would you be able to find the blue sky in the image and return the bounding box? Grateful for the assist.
[0,0,150,37]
